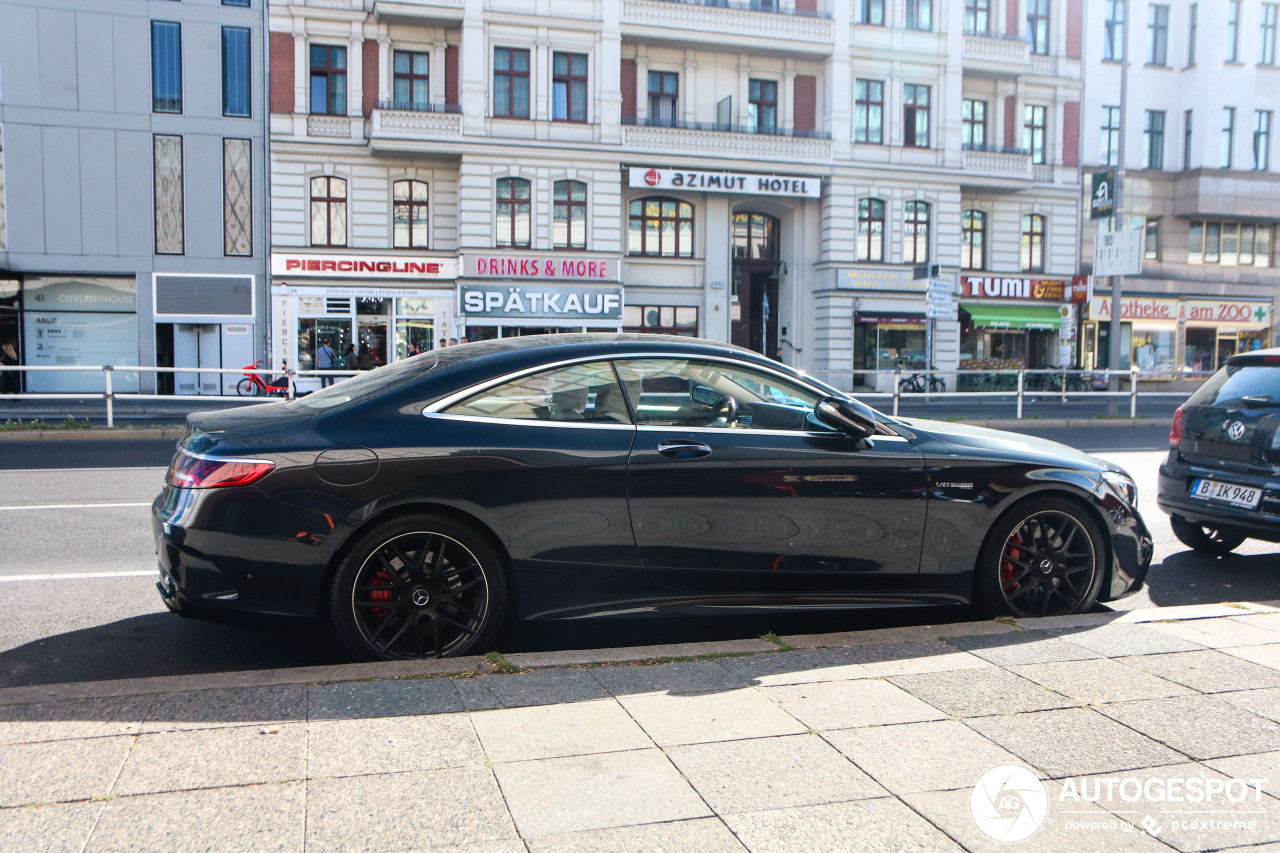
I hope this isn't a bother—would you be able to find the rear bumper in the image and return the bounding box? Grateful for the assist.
[1157,455,1280,543]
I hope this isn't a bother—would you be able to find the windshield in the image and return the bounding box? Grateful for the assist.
[1186,364,1280,408]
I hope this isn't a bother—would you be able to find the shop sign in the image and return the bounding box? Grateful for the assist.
[1089,296,1178,321]
[23,276,137,313]
[838,268,925,292]
[1180,299,1273,326]
[628,167,821,198]
[271,253,458,279]
[462,254,619,281]
[960,276,1080,301]
[459,284,623,321]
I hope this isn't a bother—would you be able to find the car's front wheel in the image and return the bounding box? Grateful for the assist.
[331,514,507,661]
[978,498,1106,618]
[1170,515,1247,555]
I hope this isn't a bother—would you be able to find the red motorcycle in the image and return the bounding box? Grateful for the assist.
[236,361,290,397]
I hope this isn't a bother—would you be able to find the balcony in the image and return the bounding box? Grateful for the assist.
[367,102,464,151]
[622,0,833,54]
[307,115,356,139]
[372,0,464,26]
[961,144,1033,187]
[622,117,832,162]
[962,32,1031,78]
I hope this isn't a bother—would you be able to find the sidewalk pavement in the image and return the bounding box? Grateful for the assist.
[4,604,1280,852]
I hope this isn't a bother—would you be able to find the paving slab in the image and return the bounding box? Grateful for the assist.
[590,659,749,696]
[0,800,103,853]
[141,684,306,733]
[1008,658,1195,705]
[666,733,885,814]
[1230,645,1280,672]
[1220,688,1280,724]
[619,687,808,746]
[1017,612,1126,632]
[965,707,1186,778]
[1230,614,1280,634]
[0,736,133,807]
[1204,752,1280,800]
[307,712,484,779]
[1049,624,1207,657]
[112,723,307,796]
[307,676,463,720]
[455,667,610,710]
[1146,619,1280,649]
[780,620,1018,650]
[1119,651,1280,693]
[904,780,1173,853]
[825,720,1027,794]
[471,698,652,763]
[524,817,747,853]
[887,667,1073,718]
[306,767,518,851]
[504,638,774,669]
[764,678,946,731]
[945,634,1104,666]
[715,648,873,686]
[842,640,994,676]
[1117,605,1259,622]
[722,797,964,853]
[89,782,305,853]
[492,748,711,838]
[0,695,154,746]
[1098,695,1280,760]
[1072,762,1280,852]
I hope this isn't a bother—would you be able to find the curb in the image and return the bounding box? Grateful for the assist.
[3,601,1273,707]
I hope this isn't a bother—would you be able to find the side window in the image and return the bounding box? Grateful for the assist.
[444,361,631,424]
[615,359,825,432]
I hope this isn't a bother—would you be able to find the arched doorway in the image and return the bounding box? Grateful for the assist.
[731,212,780,355]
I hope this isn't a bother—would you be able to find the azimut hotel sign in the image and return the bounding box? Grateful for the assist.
[628,167,821,198]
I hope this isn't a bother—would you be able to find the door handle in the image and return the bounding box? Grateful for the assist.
[657,440,712,459]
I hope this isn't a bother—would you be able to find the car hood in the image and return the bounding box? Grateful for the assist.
[894,416,1115,473]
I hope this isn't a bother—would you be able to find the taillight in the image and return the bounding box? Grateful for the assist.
[1169,406,1183,447]
[166,448,275,488]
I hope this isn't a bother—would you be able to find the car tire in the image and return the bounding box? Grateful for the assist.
[977,497,1106,619]
[330,513,507,661]
[1169,514,1247,555]
[236,377,258,397]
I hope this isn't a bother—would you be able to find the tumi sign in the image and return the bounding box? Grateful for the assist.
[272,253,457,279]
[961,275,1090,302]
[628,167,821,198]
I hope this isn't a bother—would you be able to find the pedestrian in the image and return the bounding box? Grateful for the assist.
[449,338,459,347]
[316,338,336,387]
[357,342,373,370]
[0,340,18,393]
[345,342,357,371]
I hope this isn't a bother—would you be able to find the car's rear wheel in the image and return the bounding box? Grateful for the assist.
[978,498,1106,618]
[1169,515,1247,555]
[331,514,507,661]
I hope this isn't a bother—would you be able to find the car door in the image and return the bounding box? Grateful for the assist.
[435,359,639,568]
[616,357,929,595]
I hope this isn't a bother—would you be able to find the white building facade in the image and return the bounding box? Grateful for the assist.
[268,0,1087,391]
[1078,0,1280,375]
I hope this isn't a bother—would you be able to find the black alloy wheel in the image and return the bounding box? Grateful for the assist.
[331,515,507,661]
[1170,515,1247,555]
[979,498,1105,618]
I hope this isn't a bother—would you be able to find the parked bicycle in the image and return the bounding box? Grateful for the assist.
[237,361,290,397]
[898,371,946,394]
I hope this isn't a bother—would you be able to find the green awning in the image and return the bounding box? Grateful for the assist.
[962,304,1062,331]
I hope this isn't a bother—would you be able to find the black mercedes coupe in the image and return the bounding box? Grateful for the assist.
[153,334,1152,661]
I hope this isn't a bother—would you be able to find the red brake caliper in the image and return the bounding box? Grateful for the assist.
[369,569,392,617]
[1001,533,1022,590]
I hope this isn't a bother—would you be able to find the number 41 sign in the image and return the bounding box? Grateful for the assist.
[1093,229,1144,277]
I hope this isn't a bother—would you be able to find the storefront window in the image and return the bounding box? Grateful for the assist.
[395,297,435,358]
[858,320,926,371]
[1131,327,1175,372]
[298,317,353,372]
[1184,327,1216,374]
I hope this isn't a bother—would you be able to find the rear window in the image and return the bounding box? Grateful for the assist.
[1186,364,1280,408]
[291,351,439,410]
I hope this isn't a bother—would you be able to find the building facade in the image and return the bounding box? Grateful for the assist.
[0,0,268,395]
[267,0,1087,392]
[1078,0,1280,375]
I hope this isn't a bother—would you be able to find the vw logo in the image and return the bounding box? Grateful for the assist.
[410,588,431,607]
[1228,421,1247,441]
[644,168,661,186]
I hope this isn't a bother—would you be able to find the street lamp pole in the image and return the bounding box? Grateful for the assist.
[1107,0,1130,414]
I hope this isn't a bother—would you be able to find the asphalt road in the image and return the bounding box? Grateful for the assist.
[1,426,1275,689]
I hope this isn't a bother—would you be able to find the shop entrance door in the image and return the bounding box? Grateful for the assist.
[172,324,222,396]
[731,212,781,356]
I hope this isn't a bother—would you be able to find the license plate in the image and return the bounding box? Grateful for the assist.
[1189,478,1262,509]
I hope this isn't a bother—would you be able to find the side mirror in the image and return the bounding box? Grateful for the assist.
[689,384,722,408]
[815,396,878,438]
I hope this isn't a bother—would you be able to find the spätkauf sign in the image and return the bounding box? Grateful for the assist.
[459,284,624,322]
[628,167,821,198]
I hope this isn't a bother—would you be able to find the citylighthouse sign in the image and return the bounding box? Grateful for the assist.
[628,167,821,198]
